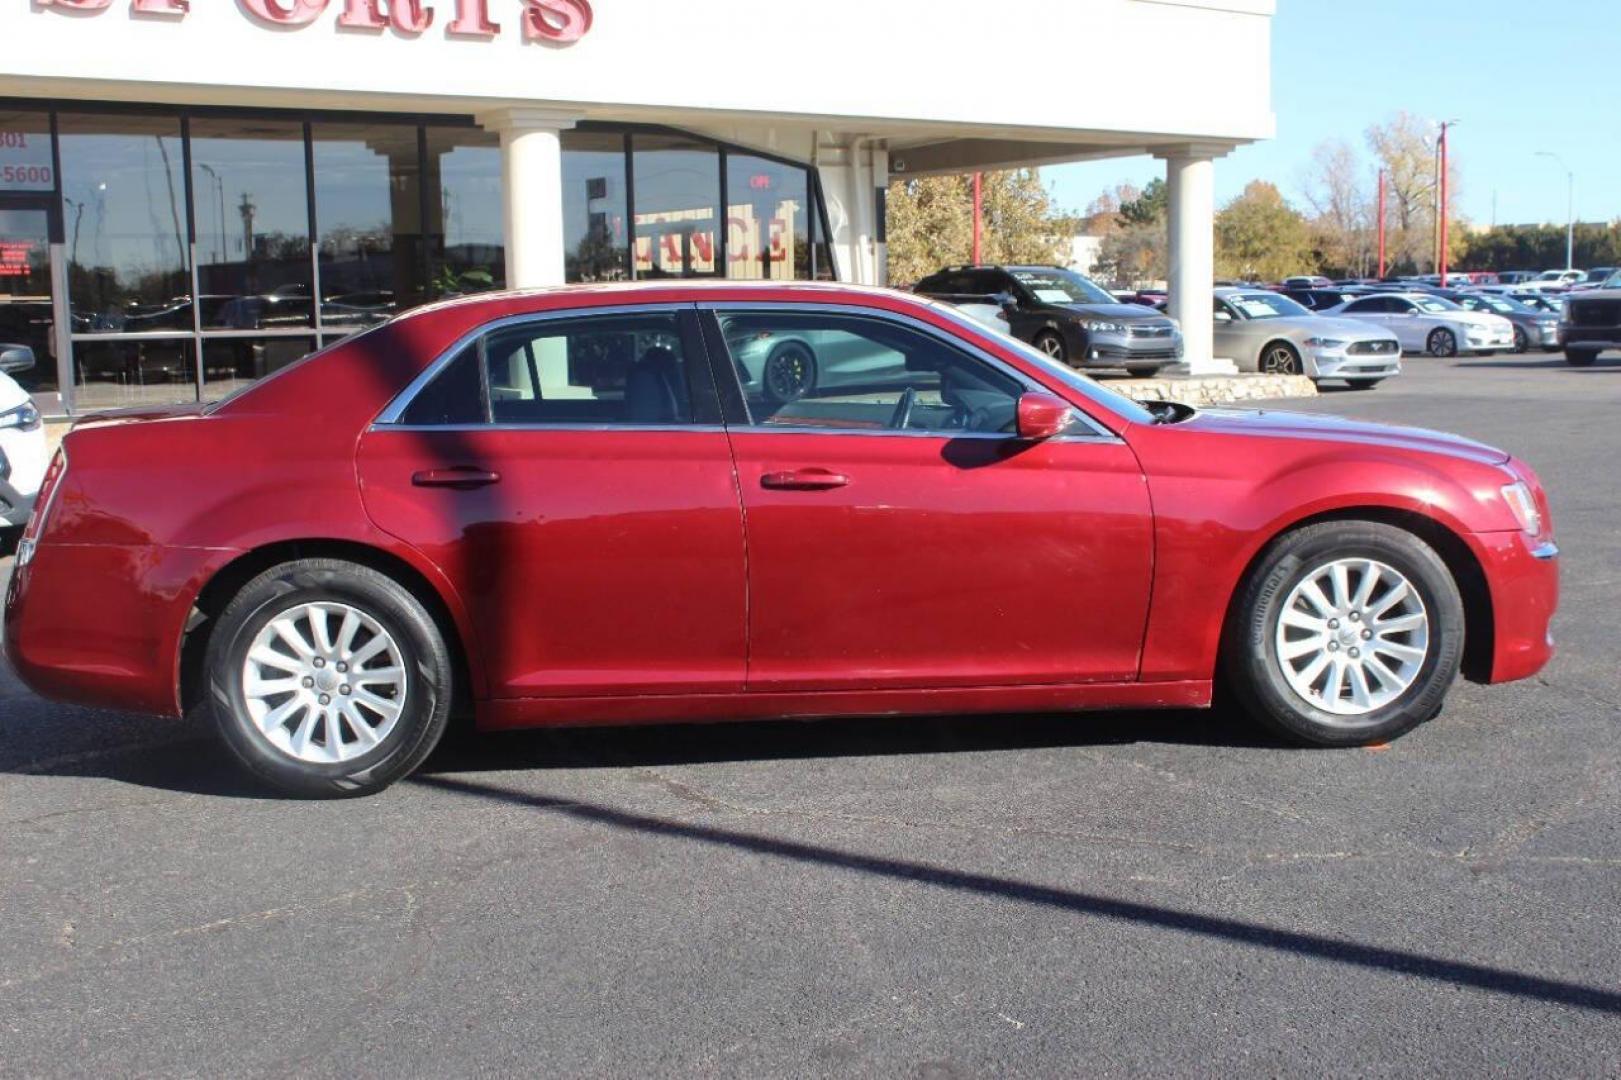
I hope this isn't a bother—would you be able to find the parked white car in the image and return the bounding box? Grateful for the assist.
[1520,269,1585,292]
[1321,292,1515,356]
[0,350,48,530]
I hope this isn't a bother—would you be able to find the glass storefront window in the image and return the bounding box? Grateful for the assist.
[0,206,57,398]
[312,123,422,336]
[190,118,312,331]
[425,127,504,300]
[562,131,629,283]
[0,110,54,194]
[58,112,191,335]
[202,335,315,402]
[73,337,196,411]
[726,155,809,282]
[631,134,720,279]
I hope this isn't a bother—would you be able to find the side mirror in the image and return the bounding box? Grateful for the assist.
[1214,310,1234,323]
[0,345,36,374]
[1016,392,1073,441]
[996,292,1020,316]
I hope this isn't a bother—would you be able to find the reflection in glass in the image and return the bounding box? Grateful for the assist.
[0,110,55,193]
[313,123,421,335]
[726,155,809,281]
[561,131,628,283]
[0,208,58,396]
[202,335,314,402]
[58,113,190,334]
[190,118,312,330]
[73,337,196,411]
[631,134,719,279]
[426,127,504,299]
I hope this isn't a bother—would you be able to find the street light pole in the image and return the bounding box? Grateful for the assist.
[1535,151,1575,270]
[1437,119,1458,282]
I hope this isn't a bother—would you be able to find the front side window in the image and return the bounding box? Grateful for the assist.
[718,311,1024,435]
[399,312,700,428]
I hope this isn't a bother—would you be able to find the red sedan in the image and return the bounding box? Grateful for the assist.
[4,283,1558,796]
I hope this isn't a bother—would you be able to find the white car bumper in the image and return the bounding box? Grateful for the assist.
[1305,340,1402,380]
[0,425,48,528]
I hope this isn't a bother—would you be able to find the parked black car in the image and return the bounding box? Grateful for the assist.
[1560,288,1621,366]
[1278,286,1376,311]
[913,265,1182,376]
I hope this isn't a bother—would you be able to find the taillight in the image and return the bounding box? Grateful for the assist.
[17,445,66,566]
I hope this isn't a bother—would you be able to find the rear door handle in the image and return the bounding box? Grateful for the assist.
[760,468,850,491]
[412,467,501,490]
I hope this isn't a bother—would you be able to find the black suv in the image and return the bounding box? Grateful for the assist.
[913,265,1182,376]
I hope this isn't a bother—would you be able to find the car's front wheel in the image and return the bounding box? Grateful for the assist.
[1512,326,1529,353]
[205,558,455,797]
[1223,522,1464,747]
[1565,348,1599,367]
[1032,331,1069,365]
[1426,328,1459,358]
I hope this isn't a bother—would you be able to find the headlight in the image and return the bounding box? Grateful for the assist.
[0,400,40,432]
[1084,321,1126,334]
[1501,481,1542,536]
[1303,337,1346,349]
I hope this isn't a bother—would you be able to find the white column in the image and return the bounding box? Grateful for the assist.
[1157,144,1234,376]
[814,138,887,285]
[476,108,578,288]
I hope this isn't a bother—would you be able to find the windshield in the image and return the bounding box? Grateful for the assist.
[1468,295,1521,314]
[1010,268,1116,306]
[1606,272,1621,288]
[1414,296,1462,313]
[1228,292,1311,319]
[1535,270,1567,281]
[927,302,1156,426]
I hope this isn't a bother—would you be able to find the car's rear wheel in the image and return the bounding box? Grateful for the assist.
[763,341,817,405]
[1033,331,1069,365]
[1222,521,1464,747]
[1426,328,1458,358]
[205,558,454,797]
[1565,348,1599,367]
[1260,341,1302,375]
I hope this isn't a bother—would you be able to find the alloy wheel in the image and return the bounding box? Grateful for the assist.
[1426,328,1457,357]
[1037,335,1065,359]
[1262,345,1300,374]
[764,347,813,403]
[242,602,408,763]
[1273,557,1430,719]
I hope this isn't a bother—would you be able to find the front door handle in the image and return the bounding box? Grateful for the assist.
[412,467,501,490]
[760,468,850,491]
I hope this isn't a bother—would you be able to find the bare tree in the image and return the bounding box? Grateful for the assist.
[1301,139,1373,277]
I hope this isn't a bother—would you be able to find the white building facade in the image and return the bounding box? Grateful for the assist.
[0,0,1274,414]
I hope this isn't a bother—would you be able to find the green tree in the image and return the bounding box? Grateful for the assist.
[1215,180,1314,282]
[885,170,1067,286]
[1119,178,1167,226]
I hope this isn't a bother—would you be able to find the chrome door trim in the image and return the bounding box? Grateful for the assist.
[372,302,701,427]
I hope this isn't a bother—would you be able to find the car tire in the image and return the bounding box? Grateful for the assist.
[1512,326,1529,354]
[1565,348,1598,367]
[1344,379,1381,390]
[1426,328,1458,358]
[1222,521,1464,748]
[1260,341,1302,375]
[762,341,818,405]
[1033,331,1069,365]
[204,558,455,797]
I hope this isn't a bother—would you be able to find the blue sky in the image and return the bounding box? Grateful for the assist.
[1045,0,1620,228]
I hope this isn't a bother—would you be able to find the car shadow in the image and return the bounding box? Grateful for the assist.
[1455,356,1620,370]
[3,700,1289,800]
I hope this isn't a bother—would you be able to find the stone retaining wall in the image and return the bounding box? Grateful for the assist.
[1107,373,1318,406]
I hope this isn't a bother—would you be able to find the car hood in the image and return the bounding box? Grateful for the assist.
[1062,303,1172,322]
[1179,407,1511,467]
[1244,316,1393,340]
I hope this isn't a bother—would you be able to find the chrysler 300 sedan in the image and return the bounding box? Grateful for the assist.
[4,283,1559,796]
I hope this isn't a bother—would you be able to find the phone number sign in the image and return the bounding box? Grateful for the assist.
[0,130,54,193]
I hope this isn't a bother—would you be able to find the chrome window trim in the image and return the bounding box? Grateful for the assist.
[701,300,1120,443]
[372,302,699,426]
[378,423,729,435]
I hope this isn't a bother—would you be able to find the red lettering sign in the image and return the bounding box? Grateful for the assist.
[522,0,591,43]
[238,0,329,25]
[338,0,433,34]
[447,0,499,36]
[0,241,34,279]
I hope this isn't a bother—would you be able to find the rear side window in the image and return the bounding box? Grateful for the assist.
[393,312,707,427]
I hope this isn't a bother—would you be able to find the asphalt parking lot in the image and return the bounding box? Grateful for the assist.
[2,352,1618,1076]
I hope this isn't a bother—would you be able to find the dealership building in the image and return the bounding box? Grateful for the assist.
[0,0,1274,416]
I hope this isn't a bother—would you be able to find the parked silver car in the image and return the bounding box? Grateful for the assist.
[1321,292,1515,356]
[1212,289,1401,389]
